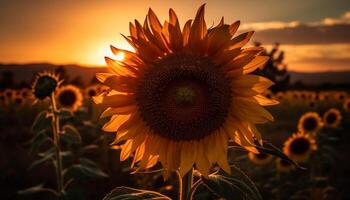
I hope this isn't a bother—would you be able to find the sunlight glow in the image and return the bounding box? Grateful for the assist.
[115,52,125,61]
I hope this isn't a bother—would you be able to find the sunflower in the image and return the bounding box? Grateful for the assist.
[248,152,273,166]
[276,158,295,173]
[94,4,277,177]
[32,71,61,100]
[297,112,323,134]
[275,92,284,101]
[56,85,83,111]
[308,100,316,108]
[0,92,7,105]
[12,95,25,106]
[335,92,347,101]
[343,98,350,112]
[4,89,14,99]
[85,85,99,98]
[283,132,317,162]
[20,88,33,99]
[323,108,342,128]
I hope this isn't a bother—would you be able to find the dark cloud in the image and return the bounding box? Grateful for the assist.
[252,24,350,45]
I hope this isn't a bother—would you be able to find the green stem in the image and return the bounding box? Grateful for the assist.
[182,168,193,200]
[50,94,64,193]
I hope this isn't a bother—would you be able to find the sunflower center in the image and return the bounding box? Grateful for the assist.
[58,90,77,107]
[136,53,231,141]
[289,138,310,155]
[175,86,196,107]
[303,117,317,131]
[326,113,337,124]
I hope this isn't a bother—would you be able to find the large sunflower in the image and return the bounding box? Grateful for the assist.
[94,4,277,177]
[297,112,323,134]
[283,132,317,162]
[323,108,342,128]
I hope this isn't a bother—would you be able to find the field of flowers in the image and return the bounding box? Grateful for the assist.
[1,4,350,200]
[1,85,349,200]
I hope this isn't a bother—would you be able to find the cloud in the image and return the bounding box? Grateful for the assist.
[240,21,300,31]
[240,11,350,45]
[261,44,350,72]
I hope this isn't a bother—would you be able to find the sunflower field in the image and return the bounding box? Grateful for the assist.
[1,4,350,200]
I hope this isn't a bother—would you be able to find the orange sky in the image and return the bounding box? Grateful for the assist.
[1,0,350,72]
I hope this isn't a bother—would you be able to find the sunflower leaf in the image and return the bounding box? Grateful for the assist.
[102,186,171,200]
[61,125,82,144]
[31,111,52,133]
[57,108,74,119]
[29,131,51,153]
[201,172,261,200]
[258,140,306,170]
[30,147,55,169]
[64,158,108,179]
[17,184,58,196]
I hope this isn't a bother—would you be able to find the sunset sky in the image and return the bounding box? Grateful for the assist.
[1,0,350,72]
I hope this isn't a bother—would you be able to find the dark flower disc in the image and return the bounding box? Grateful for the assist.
[289,138,310,155]
[136,53,232,141]
[58,90,77,107]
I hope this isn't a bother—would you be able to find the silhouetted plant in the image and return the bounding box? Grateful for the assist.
[254,42,290,92]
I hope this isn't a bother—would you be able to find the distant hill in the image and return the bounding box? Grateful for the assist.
[1,63,350,87]
[0,63,108,86]
[289,71,350,85]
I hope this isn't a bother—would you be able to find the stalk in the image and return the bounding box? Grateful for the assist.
[50,93,64,193]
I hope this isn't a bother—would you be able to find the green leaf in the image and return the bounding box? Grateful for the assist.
[30,148,55,169]
[61,125,82,144]
[29,131,51,153]
[17,184,58,196]
[64,158,108,179]
[259,140,305,170]
[201,174,246,200]
[31,111,52,132]
[102,186,171,200]
[57,108,74,119]
[229,165,263,200]
[201,170,263,200]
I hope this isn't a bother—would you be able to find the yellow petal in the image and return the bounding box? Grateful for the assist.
[231,97,274,123]
[96,73,137,93]
[228,31,254,50]
[179,141,196,177]
[182,19,192,47]
[227,56,269,77]
[231,75,274,97]
[167,141,180,171]
[229,21,240,36]
[100,105,138,118]
[168,8,183,51]
[195,140,210,177]
[131,142,146,168]
[120,140,133,161]
[253,94,279,106]
[105,57,138,77]
[93,93,134,107]
[189,4,207,52]
[102,114,131,132]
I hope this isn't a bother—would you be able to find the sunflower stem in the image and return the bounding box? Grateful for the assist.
[181,168,193,200]
[50,93,64,194]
